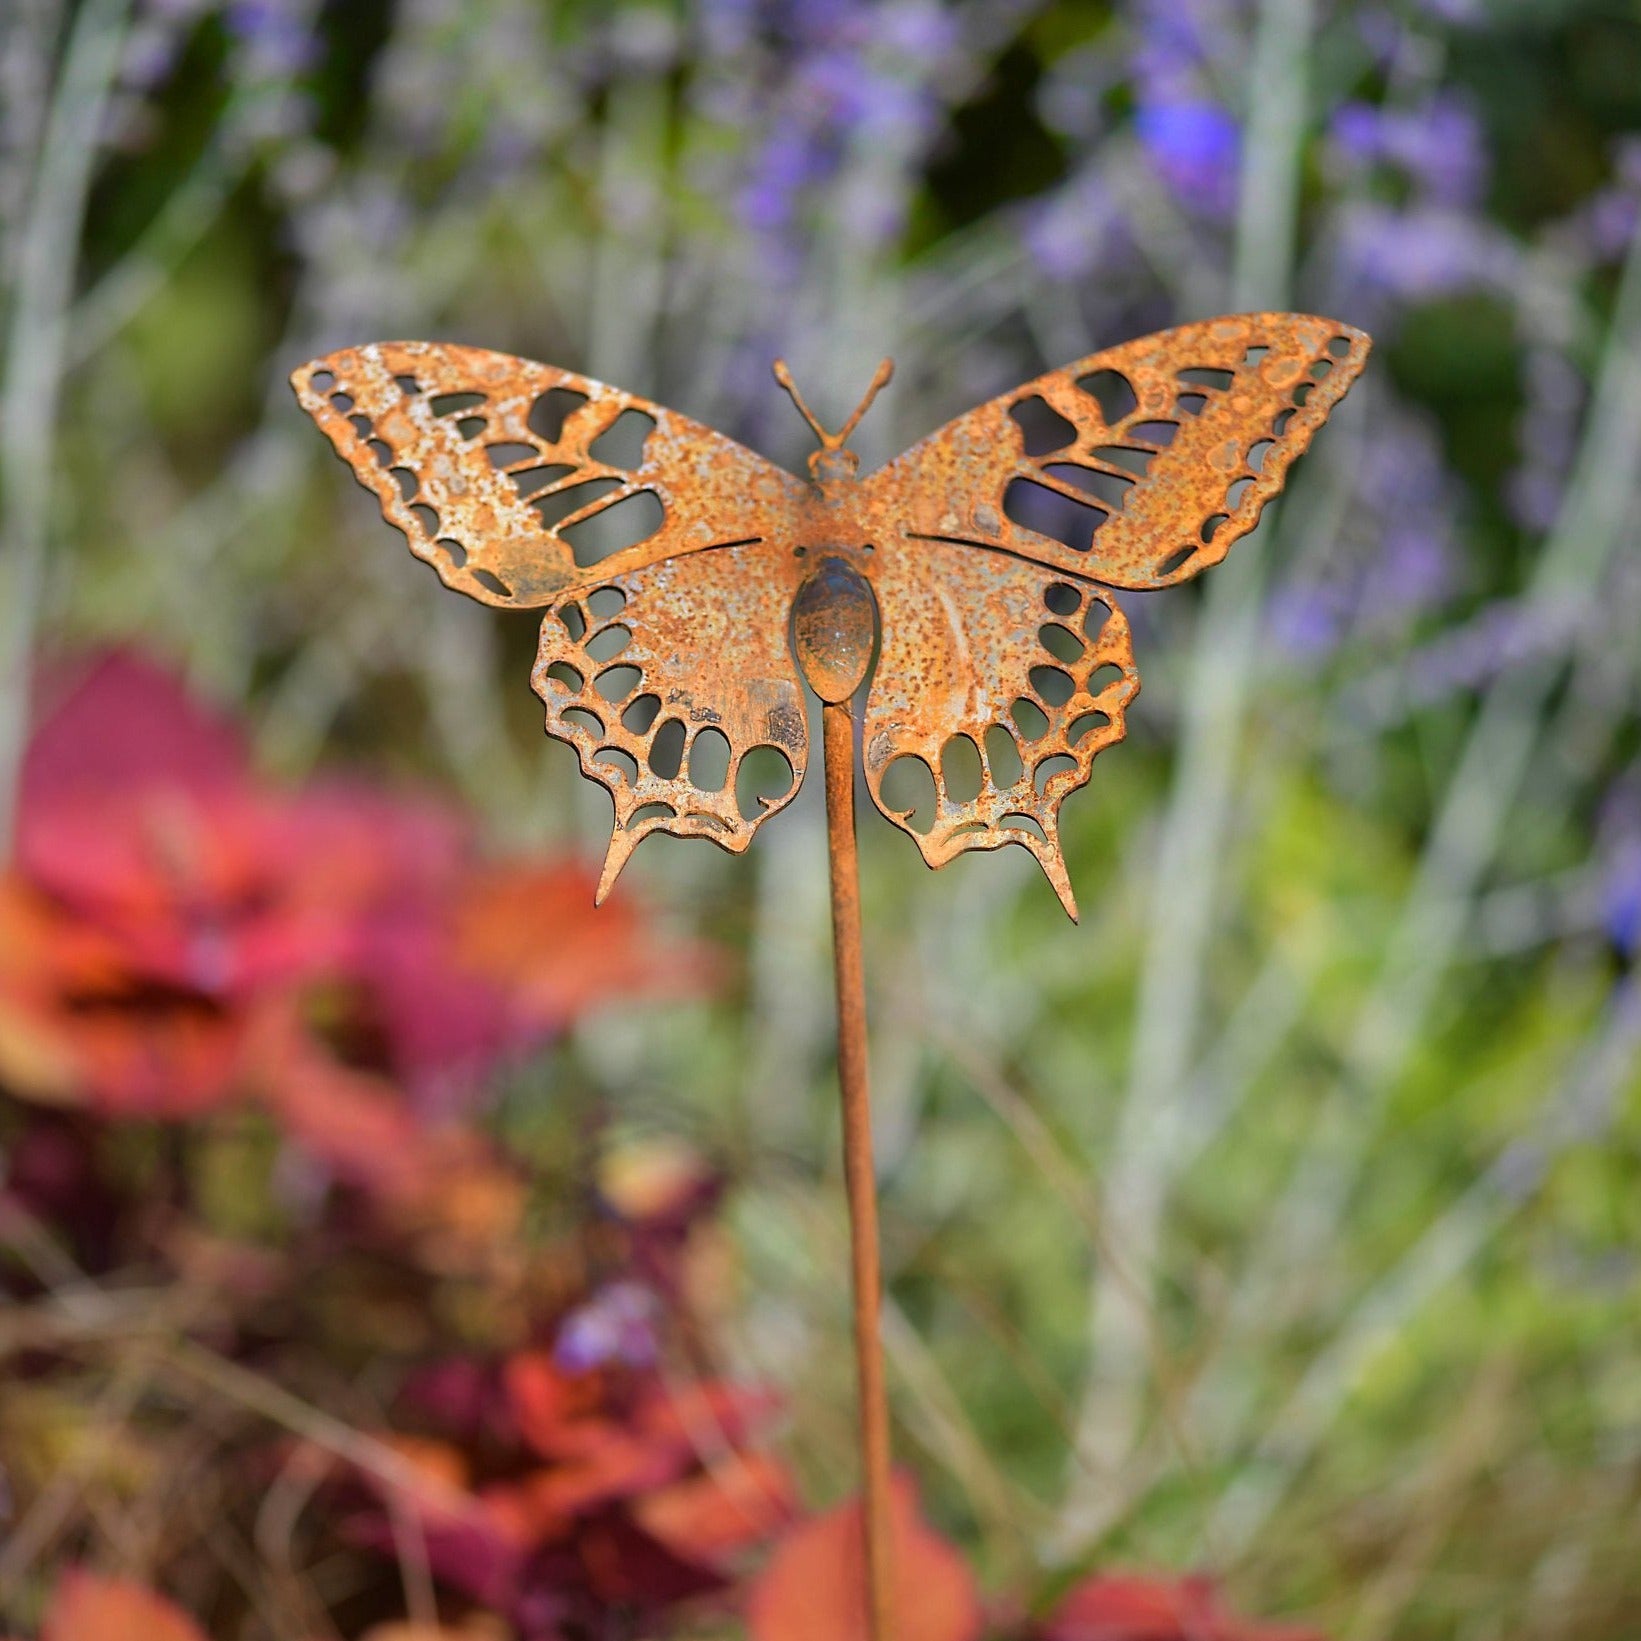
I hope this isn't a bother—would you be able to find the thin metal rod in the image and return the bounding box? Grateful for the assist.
[821,697,894,1641]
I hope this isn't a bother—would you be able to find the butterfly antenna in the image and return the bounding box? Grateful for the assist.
[773,358,894,451]
[834,358,894,449]
[772,360,833,449]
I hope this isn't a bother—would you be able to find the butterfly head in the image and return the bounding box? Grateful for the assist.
[773,358,893,483]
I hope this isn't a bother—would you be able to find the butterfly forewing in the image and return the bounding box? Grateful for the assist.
[291,341,803,609]
[861,545,1139,919]
[863,313,1369,589]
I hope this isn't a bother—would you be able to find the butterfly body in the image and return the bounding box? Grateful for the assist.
[293,313,1369,918]
[791,556,878,705]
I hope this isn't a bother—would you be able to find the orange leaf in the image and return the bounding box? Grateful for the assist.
[637,1450,795,1564]
[453,861,718,1028]
[0,878,245,1116]
[41,1569,209,1641]
[502,1350,612,1460]
[746,1472,982,1641]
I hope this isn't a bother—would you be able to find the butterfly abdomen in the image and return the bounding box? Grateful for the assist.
[792,557,878,704]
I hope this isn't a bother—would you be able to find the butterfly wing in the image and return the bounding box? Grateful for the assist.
[857,313,1369,915]
[863,313,1369,588]
[532,540,808,900]
[860,544,1138,920]
[291,343,810,892]
[291,340,804,608]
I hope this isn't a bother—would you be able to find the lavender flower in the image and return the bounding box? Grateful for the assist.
[1604,839,1641,957]
[225,0,319,77]
[1338,200,1517,306]
[121,21,184,94]
[720,0,963,278]
[1507,347,1584,531]
[1271,419,1460,661]
[1135,99,1240,220]
[554,1281,662,1372]
[1024,167,1124,281]
[1329,92,1488,209]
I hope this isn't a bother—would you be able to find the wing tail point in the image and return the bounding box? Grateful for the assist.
[1037,843,1079,923]
[595,828,642,906]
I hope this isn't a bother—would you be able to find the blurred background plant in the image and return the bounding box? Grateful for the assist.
[2,0,1640,1637]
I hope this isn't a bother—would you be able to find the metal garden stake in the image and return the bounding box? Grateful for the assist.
[294,313,1370,1640]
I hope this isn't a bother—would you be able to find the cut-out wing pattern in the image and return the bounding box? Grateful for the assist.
[864,313,1370,589]
[531,543,808,901]
[291,341,803,608]
[293,313,1369,915]
[862,545,1138,919]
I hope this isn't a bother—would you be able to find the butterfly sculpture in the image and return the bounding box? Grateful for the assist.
[291,314,1369,918]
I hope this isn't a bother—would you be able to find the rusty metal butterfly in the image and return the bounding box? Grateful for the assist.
[291,314,1369,919]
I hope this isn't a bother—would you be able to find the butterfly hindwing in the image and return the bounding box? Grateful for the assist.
[861,543,1139,920]
[533,540,810,900]
[291,341,803,609]
[863,313,1370,589]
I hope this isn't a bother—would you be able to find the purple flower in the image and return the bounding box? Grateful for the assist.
[1354,6,1406,68]
[1024,169,1124,281]
[1329,93,1488,208]
[1268,584,1347,657]
[1508,348,1584,531]
[226,0,318,77]
[554,1282,661,1372]
[1135,99,1241,219]
[1271,418,1460,662]
[877,1,961,61]
[1338,201,1516,303]
[1584,187,1641,263]
[738,125,829,233]
[1128,0,1222,106]
[1602,837,1641,956]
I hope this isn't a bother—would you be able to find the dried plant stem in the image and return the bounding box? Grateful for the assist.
[821,698,894,1641]
[0,0,128,852]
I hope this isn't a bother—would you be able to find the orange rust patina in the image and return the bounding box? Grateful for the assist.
[292,313,1369,919]
[294,313,1370,1641]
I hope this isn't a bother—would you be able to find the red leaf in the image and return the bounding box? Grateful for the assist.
[40,1569,209,1641]
[0,881,248,1115]
[481,1427,683,1540]
[1041,1574,1327,1641]
[22,650,247,807]
[570,1509,727,1605]
[502,1351,614,1461]
[251,1004,428,1193]
[747,1472,982,1641]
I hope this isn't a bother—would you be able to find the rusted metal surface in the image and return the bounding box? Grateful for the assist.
[821,696,895,1641]
[293,313,1371,1641]
[292,313,1369,918]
